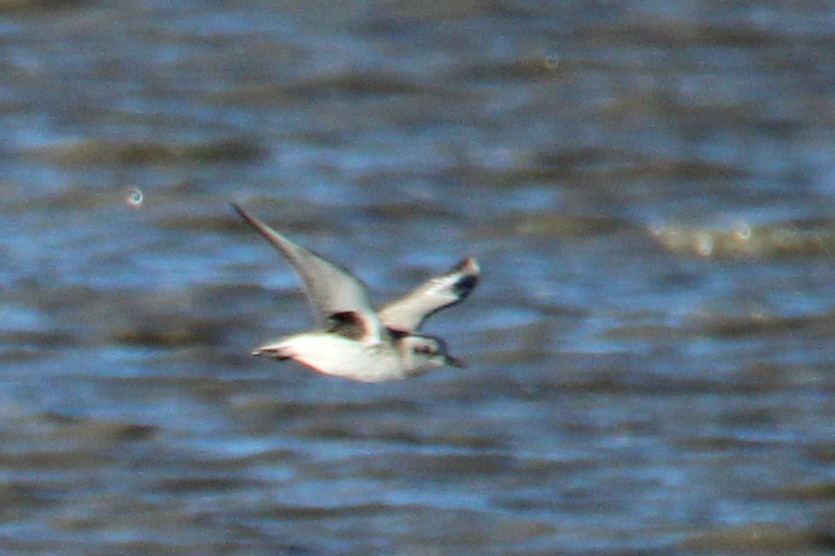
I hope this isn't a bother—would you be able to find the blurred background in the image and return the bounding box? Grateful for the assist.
[1,0,834,553]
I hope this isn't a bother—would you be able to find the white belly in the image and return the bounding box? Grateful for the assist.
[275,332,406,382]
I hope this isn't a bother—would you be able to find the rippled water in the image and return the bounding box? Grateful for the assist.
[1,1,834,554]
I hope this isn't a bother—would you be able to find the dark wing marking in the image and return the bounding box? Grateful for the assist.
[326,311,367,341]
[378,257,480,332]
[233,203,383,343]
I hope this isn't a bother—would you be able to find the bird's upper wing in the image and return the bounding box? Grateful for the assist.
[233,203,383,344]
[378,257,479,333]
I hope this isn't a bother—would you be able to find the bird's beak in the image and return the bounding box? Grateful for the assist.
[446,355,466,368]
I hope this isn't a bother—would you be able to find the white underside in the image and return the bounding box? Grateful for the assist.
[264,332,407,382]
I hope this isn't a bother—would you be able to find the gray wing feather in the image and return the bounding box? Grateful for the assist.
[378,257,479,332]
[233,204,383,343]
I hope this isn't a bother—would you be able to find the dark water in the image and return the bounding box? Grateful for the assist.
[1,1,834,553]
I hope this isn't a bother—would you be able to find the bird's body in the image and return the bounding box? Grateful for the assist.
[262,331,404,382]
[233,203,479,382]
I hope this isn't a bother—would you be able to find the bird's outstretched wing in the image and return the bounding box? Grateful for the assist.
[233,203,383,344]
[378,257,479,333]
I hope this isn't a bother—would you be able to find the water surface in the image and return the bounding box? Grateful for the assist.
[1,1,834,553]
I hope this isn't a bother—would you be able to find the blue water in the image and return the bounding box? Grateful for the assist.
[0,1,833,553]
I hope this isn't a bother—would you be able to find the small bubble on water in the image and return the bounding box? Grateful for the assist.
[734,221,751,240]
[125,188,143,208]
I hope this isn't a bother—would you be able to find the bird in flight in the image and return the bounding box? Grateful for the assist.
[233,203,479,382]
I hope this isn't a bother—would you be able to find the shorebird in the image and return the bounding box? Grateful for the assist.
[233,204,479,382]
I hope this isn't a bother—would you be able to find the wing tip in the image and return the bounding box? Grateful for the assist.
[453,257,480,295]
[454,257,480,276]
[231,202,257,226]
[231,202,288,248]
